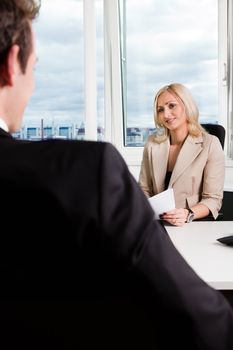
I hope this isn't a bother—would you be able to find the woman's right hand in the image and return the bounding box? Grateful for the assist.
[160,208,189,226]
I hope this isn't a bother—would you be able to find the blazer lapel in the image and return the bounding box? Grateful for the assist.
[151,138,170,193]
[170,134,203,186]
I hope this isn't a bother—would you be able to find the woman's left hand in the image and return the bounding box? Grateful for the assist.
[160,208,189,226]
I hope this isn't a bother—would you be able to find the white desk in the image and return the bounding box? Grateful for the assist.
[165,221,233,290]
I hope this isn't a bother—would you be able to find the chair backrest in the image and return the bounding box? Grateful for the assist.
[201,123,225,149]
[219,191,233,220]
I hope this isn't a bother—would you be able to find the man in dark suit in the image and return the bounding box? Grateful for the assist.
[0,1,233,349]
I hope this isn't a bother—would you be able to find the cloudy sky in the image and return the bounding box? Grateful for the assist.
[123,0,218,127]
[25,0,85,127]
[25,0,218,129]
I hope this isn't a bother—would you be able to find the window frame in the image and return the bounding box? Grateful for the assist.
[103,0,231,168]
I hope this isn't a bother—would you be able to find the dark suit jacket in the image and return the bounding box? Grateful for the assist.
[0,128,232,350]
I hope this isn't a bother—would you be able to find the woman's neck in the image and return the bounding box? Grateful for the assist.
[170,127,188,146]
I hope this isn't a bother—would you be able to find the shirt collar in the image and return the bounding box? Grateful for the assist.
[0,118,9,133]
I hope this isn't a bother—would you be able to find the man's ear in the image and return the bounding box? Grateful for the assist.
[4,45,20,86]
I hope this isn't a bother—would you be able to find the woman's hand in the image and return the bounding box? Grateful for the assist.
[160,208,189,226]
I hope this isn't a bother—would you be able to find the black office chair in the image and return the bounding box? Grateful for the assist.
[201,123,225,149]
[219,191,233,220]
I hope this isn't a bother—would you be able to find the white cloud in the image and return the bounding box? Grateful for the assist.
[25,0,218,130]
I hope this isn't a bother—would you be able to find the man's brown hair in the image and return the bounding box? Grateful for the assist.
[0,0,40,86]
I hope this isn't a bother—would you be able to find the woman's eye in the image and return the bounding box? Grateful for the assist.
[157,108,163,113]
[169,103,176,109]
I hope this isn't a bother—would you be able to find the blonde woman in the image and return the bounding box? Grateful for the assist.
[139,83,225,226]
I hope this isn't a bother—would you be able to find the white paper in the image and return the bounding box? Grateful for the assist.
[148,188,175,219]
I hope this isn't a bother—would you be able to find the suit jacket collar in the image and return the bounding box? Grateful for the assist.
[170,134,204,186]
[152,134,204,192]
[0,118,9,133]
[0,127,13,139]
[152,138,170,193]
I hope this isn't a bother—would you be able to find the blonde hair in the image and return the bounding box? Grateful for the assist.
[152,83,206,143]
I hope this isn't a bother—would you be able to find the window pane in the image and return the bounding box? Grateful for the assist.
[120,0,218,147]
[15,0,104,141]
[13,0,84,140]
[20,0,84,141]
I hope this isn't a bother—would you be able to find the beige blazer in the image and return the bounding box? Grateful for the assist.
[139,133,225,219]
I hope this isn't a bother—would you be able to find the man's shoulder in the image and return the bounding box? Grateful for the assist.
[48,139,120,157]
[15,138,116,156]
[37,139,108,149]
[7,138,127,174]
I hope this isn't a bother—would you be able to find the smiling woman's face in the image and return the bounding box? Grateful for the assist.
[157,90,188,131]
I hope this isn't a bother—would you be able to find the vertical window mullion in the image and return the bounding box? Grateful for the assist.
[84,0,97,140]
[104,0,123,147]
